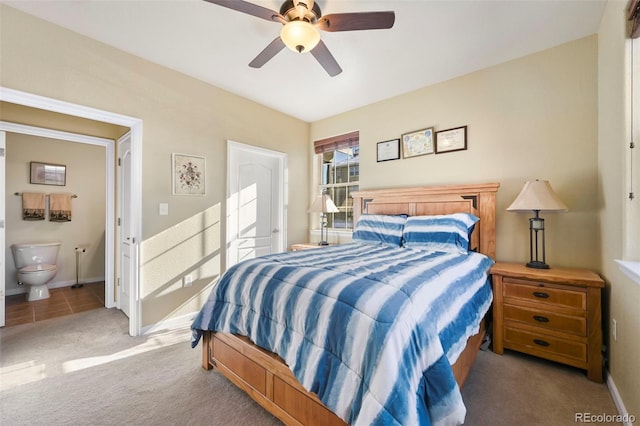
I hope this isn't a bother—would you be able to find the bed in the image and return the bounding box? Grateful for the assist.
[192,182,499,425]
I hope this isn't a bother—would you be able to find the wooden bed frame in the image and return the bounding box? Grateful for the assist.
[201,182,500,425]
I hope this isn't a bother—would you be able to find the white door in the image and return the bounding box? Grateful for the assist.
[227,141,286,268]
[117,132,132,317]
[0,131,5,327]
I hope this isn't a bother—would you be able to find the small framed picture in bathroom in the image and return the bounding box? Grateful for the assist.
[30,162,66,186]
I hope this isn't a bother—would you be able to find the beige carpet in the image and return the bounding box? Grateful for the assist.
[462,345,620,425]
[0,308,620,425]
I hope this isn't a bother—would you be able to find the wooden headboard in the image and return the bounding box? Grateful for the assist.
[351,182,500,259]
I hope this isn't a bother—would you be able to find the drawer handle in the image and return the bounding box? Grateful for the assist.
[533,339,550,347]
[533,291,550,299]
[533,315,550,323]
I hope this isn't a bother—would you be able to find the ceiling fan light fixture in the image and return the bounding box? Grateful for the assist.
[205,0,394,76]
[280,20,320,53]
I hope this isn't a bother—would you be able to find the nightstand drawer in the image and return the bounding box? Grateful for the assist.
[503,278,586,310]
[504,327,587,363]
[503,304,586,336]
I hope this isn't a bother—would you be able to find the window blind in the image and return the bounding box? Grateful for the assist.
[314,131,359,154]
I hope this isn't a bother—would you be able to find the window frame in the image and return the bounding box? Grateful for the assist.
[313,131,360,232]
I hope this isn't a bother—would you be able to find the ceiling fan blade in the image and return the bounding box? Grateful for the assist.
[310,40,342,77]
[203,0,284,23]
[249,37,286,68]
[316,11,395,32]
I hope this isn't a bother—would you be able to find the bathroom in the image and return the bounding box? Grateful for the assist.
[2,102,127,319]
[5,132,106,300]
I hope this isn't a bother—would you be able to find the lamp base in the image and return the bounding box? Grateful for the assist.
[318,241,329,246]
[526,260,550,269]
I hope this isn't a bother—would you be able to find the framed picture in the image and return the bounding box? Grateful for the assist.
[30,161,66,186]
[401,127,434,158]
[376,139,401,162]
[435,126,467,154]
[172,153,206,196]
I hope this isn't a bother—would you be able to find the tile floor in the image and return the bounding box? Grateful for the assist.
[4,282,105,327]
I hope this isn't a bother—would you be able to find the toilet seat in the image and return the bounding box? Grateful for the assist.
[19,264,57,273]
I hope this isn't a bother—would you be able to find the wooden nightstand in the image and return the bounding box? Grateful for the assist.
[290,243,330,251]
[491,262,604,382]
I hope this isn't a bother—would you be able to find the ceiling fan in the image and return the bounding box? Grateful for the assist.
[204,0,395,77]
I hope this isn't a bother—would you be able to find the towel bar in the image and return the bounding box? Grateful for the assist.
[15,192,78,198]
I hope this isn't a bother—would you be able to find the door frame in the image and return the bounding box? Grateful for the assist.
[0,87,143,336]
[0,131,4,327]
[226,140,287,269]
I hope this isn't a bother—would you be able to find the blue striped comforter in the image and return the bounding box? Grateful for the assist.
[191,242,494,425]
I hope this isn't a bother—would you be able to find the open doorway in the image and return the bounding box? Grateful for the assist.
[1,125,113,326]
[0,87,143,336]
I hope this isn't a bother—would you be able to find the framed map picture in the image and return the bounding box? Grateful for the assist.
[401,127,434,158]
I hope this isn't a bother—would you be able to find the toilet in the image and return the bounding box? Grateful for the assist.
[11,242,61,301]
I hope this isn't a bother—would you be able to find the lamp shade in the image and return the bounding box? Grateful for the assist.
[280,21,321,53]
[308,194,339,213]
[507,180,568,212]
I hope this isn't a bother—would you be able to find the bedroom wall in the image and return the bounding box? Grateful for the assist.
[311,35,599,270]
[597,0,640,417]
[0,5,310,327]
[4,133,106,293]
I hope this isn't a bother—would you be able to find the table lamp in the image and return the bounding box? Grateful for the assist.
[507,180,568,269]
[308,192,339,245]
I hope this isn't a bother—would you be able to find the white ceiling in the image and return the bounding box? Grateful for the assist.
[2,0,607,122]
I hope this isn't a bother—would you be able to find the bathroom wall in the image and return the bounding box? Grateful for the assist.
[1,102,129,138]
[5,132,107,294]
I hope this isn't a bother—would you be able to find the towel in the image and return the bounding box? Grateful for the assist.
[22,192,46,221]
[49,193,72,222]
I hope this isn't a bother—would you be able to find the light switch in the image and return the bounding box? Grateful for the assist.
[159,203,169,216]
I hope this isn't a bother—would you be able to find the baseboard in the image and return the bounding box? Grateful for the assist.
[606,372,635,426]
[5,288,25,296]
[5,276,105,296]
[141,312,198,335]
[49,276,105,289]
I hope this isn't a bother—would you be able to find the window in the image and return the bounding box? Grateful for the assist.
[619,3,640,284]
[314,131,359,230]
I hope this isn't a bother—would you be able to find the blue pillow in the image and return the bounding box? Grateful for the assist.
[352,214,407,247]
[402,213,479,254]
